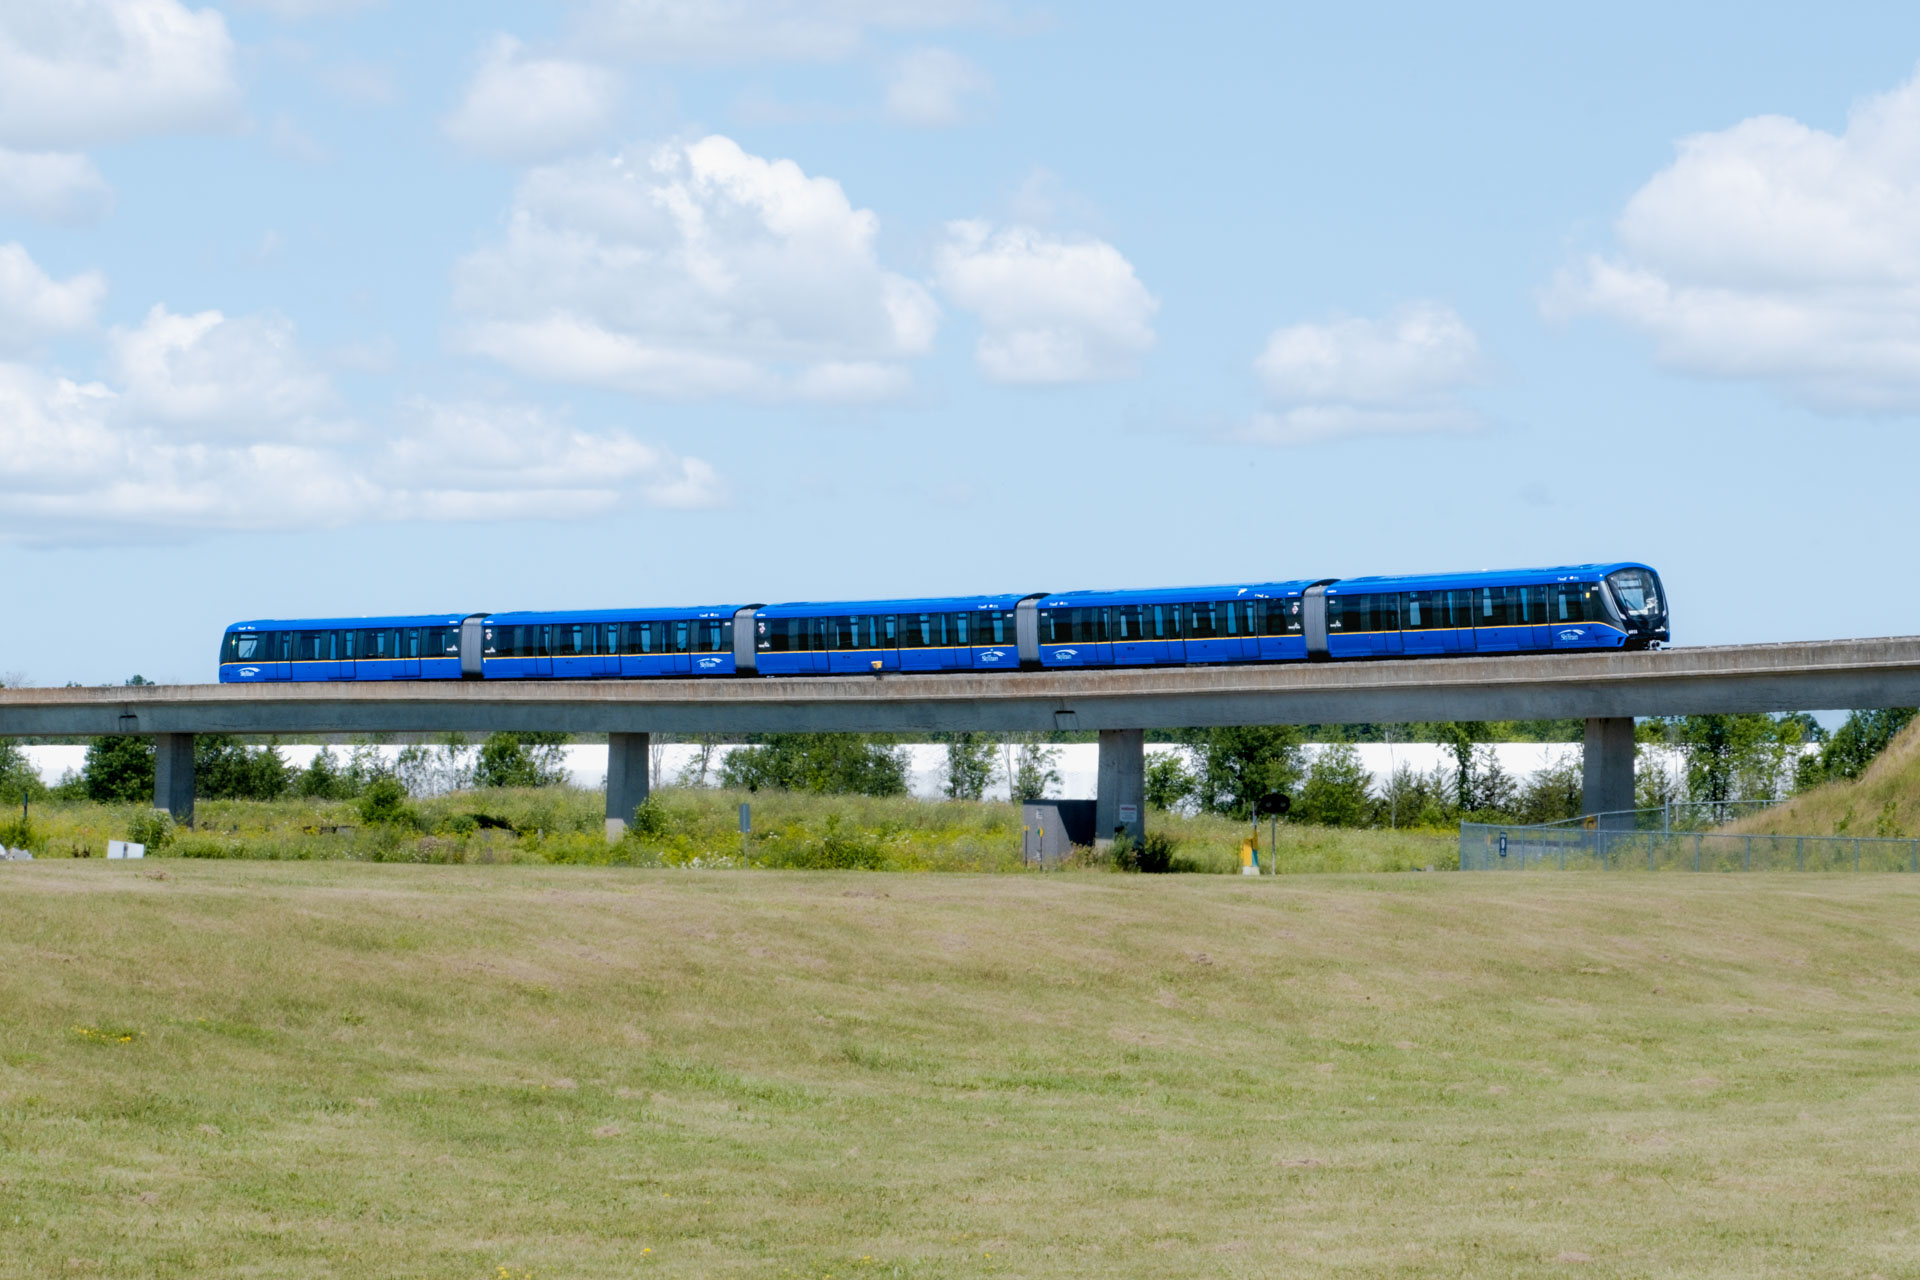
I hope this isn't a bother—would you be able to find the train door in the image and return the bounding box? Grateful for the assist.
[1401,592,1445,657]
[1112,604,1154,665]
[331,630,356,680]
[597,623,621,676]
[1474,588,1521,653]
[670,619,693,674]
[1183,601,1232,663]
[397,628,421,679]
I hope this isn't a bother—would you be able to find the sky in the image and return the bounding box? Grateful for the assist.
[5,0,1920,685]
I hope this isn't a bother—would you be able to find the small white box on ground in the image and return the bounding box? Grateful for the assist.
[107,840,145,860]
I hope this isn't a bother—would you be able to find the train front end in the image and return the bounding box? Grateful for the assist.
[1604,565,1669,648]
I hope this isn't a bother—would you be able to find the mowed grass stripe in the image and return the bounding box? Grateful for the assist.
[2,864,1917,1277]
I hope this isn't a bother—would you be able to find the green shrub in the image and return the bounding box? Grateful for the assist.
[126,810,174,851]
[629,798,669,839]
[357,776,415,827]
[1136,830,1178,874]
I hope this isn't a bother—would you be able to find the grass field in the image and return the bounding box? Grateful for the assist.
[7,787,1459,874]
[4,863,1918,1277]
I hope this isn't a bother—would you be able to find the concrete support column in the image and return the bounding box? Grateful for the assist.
[1094,728,1145,848]
[1582,717,1635,829]
[154,733,195,827]
[605,731,651,841]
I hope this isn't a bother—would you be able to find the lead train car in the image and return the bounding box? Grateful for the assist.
[217,562,1667,682]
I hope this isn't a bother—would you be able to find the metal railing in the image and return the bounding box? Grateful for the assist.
[1461,821,1920,872]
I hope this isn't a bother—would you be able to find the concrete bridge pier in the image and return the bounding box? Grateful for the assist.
[605,731,651,841]
[1582,717,1635,829]
[155,732,195,827]
[1094,728,1146,849]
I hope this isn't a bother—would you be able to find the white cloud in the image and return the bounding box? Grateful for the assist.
[443,35,621,163]
[0,0,241,148]
[453,134,938,400]
[107,305,338,434]
[931,220,1155,383]
[0,364,724,545]
[1548,66,1920,411]
[571,0,992,63]
[0,149,113,224]
[884,46,990,127]
[1240,303,1481,444]
[0,243,106,349]
[229,0,380,17]
[385,400,725,517]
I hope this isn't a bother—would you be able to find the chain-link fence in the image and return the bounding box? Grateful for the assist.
[1461,821,1920,872]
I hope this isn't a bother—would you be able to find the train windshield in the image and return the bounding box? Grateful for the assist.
[1604,568,1665,627]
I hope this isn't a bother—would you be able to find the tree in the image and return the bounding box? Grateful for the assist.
[297,748,357,799]
[1185,726,1303,818]
[1469,745,1518,815]
[1807,708,1916,785]
[1667,714,1810,805]
[1514,755,1583,826]
[1436,722,1484,813]
[82,737,155,803]
[942,732,996,801]
[1010,738,1061,802]
[1294,743,1372,827]
[195,736,290,800]
[0,741,46,803]
[719,733,909,796]
[1144,751,1197,813]
[474,732,571,788]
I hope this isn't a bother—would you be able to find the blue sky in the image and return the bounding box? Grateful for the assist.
[4,0,1919,684]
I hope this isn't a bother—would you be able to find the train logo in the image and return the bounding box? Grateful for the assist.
[1558,629,1585,641]
[979,649,1007,663]
[1055,648,1078,660]
[697,657,722,669]
[238,667,258,677]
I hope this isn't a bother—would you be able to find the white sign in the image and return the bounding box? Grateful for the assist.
[106,840,145,860]
[1117,804,1138,825]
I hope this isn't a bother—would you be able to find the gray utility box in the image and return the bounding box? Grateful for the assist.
[1021,800,1096,865]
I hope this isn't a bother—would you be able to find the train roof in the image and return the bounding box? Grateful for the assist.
[755,593,1034,617]
[486,605,752,625]
[1041,581,1312,607]
[1323,562,1657,594]
[225,614,470,631]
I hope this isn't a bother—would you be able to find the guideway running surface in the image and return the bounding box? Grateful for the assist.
[7,637,1920,834]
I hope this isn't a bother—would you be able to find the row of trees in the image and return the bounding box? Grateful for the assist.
[0,733,573,805]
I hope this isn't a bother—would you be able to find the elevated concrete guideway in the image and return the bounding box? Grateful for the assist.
[7,636,1920,837]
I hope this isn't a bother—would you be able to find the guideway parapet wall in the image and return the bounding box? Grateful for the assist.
[7,637,1920,832]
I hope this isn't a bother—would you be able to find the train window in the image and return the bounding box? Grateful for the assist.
[1109,605,1139,640]
[672,621,689,653]
[1150,605,1180,640]
[1216,601,1244,636]
[901,614,931,648]
[1185,601,1218,639]
[1477,588,1507,628]
[294,631,324,662]
[225,633,260,663]
[1081,607,1110,643]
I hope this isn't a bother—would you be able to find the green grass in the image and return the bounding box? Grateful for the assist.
[2,863,1918,1276]
[7,787,1457,874]
[1735,718,1920,839]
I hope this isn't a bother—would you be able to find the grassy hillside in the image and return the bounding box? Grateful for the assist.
[1732,718,1920,838]
[5,786,1458,874]
[3,864,1918,1277]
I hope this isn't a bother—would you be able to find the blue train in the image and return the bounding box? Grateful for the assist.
[217,562,1668,682]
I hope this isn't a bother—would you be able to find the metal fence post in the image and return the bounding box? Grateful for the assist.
[1745,835,1751,873]
[1854,837,1860,873]
[1796,836,1803,872]
[1649,834,1655,873]
[1694,832,1701,873]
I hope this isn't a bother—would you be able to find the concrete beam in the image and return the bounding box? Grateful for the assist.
[605,731,650,842]
[5,637,1920,738]
[154,732,194,826]
[1583,717,1635,828]
[1094,729,1145,849]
